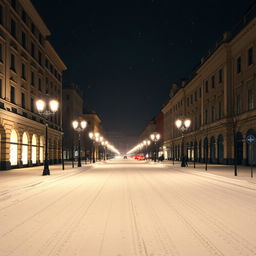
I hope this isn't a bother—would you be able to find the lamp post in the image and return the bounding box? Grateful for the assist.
[36,97,59,176]
[150,132,161,162]
[72,119,87,167]
[143,139,151,160]
[175,118,191,167]
[89,132,100,163]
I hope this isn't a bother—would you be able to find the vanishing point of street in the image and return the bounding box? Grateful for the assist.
[0,160,255,256]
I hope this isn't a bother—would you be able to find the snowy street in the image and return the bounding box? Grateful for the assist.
[0,159,256,256]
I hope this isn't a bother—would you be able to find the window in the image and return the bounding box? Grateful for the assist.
[39,33,43,44]
[11,0,16,9]
[205,80,208,93]
[211,106,215,122]
[10,86,15,103]
[10,19,16,37]
[31,43,35,58]
[237,56,241,73]
[219,69,223,83]
[21,31,27,48]
[21,10,27,23]
[31,71,35,86]
[50,64,53,73]
[248,47,253,66]
[21,92,25,108]
[237,94,241,114]
[38,78,42,91]
[199,87,201,98]
[205,109,208,124]
[248,88,254,110]
[0,43,3,62]
[31,23,35,35]
[10,54,16,71]
[0,5,3,25]
[21,63,26,79]
[211,75,215,88]
[45,59,49,68]
[38,51,42,65]
[31,98,34,112]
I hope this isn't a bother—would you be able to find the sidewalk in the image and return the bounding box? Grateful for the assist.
[0,161,93,192]
[162,160,256,183]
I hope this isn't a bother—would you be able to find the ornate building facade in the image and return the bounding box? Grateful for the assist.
[0,0,66,170]
[162,4,256,165]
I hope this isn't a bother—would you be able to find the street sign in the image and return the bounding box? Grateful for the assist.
[246,135,255,144]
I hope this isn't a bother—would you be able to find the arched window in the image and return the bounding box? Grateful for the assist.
[40,136,44,163]
[210,136,215,163]
[10,130,18,166]
[22,133,28,165]
[217,135,224,164]
[32,134,37,164]
[236,132,243,165]
[204,137,208,163]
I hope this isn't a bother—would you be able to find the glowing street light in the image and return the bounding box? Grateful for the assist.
[72,119,87,167]
[36,96,59,176]
[150,132,161,162]
[175,118,191,167]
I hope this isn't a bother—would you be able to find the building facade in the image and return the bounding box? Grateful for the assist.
[0,0,66,170]
[162,4,256,165]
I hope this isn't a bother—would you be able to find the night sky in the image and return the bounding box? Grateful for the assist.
[33,0,253,139]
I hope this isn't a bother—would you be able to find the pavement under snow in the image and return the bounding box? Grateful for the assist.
[0,159,256,256]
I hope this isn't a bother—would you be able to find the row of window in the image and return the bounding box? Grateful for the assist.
[8,52,61,94]
[236,47,254,73]
[0,3,62,82]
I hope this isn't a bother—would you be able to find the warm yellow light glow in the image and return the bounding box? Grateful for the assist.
[72,120,79,129]
[89,132,93,139]
[32,134,37,164]
[49,99,59,112]
[147,140,151,146]
[156,134,161,140]
[81,120,87,129]
[100,136,104,142]
[36,99,45,112]
[22,133,28,165]
[10,130,18,166]
[95,132,100,138]
[143,140,146,145]
[175,119,182,128]
[184,119,191,128]
[150,134,155,140]
[40,136,44,163]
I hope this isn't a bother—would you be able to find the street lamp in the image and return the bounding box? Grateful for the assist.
[150,132,161,162]
[89,132,100,163]
[72,119,87,167]
[36,97,59,176]
[175,118,191,167]
[143,139,151,159]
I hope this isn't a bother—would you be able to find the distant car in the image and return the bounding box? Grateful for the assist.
[123,156,127,159]
[134,154,145,160]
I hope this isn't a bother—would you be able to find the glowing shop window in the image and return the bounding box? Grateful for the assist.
[40,136,44,163]
[10,130,18,166]
[22,133,28,165]
[32,134,37,164]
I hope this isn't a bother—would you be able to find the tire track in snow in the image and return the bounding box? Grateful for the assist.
[150,170,256,255]
[138,170,225,256]
[41,172,113,256]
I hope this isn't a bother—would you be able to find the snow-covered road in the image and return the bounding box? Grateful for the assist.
[0,159,256,256]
